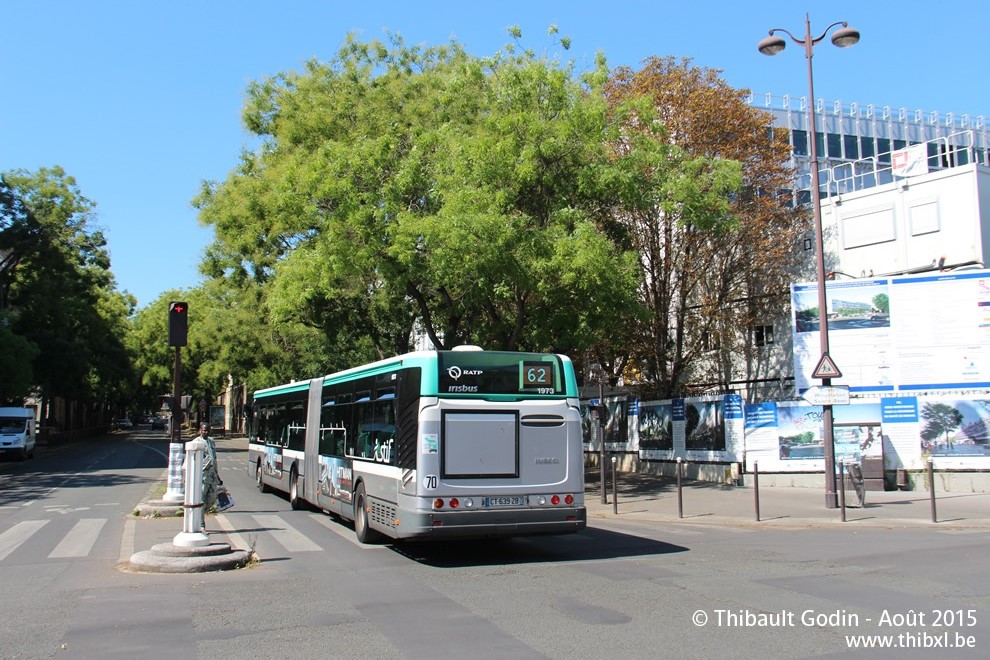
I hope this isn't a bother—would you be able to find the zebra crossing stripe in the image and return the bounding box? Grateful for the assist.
[308,513,380,550]
[214,513,253,555]
[0,520,49,561]
[48,519,107,558]
[252,515,323,552]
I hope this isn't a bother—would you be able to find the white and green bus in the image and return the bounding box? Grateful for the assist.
[247,346,586,543]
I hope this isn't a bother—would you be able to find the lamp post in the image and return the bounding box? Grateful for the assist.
[759,14,860,509]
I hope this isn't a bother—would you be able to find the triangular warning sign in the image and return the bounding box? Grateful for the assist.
[812,353,842,379]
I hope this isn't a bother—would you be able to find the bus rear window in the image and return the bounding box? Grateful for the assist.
[437,351,564,395]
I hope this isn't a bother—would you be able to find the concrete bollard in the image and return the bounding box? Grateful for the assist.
[753,461,760,522]
[162,442,185,503]
[173,437,209,548]
[928,458,937,523]
[839,461,847,522]
[611,455,618,515]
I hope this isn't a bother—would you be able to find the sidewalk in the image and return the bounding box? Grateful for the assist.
[584,469,990,529]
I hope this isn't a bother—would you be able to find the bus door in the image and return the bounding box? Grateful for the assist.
[316,395,354,514]
[516,399,575,488]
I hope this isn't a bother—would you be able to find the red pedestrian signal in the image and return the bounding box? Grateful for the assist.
[168,301,188,347]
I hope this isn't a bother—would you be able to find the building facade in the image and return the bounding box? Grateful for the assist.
[726,95,990,401]
[749,92,990,205]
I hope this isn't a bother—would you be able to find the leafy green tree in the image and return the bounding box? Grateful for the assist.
[0,179,41,401]
[0,324,38,403]
[872,293,889,314]
[196,31,641,368]
[1,167,135,420]
[189,280,350,394]
[605,57,806,397]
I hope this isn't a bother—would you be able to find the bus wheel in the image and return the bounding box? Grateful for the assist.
[289,469,302,510]
[353,484,382,544]
[256,461,269,493]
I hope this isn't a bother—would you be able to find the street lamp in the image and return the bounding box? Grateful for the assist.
[759,14,860,509]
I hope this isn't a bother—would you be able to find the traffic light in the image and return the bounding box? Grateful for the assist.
[168,301,188,347]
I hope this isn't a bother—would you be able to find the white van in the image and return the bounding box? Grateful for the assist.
[0,408,36,460]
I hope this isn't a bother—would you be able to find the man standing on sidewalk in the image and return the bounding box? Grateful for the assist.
[195,423,222,524]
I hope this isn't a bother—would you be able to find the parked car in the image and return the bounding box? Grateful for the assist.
[151,417,166,430]
[113,418,133,430]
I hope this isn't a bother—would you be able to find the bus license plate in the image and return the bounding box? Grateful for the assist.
[483,496,527,508]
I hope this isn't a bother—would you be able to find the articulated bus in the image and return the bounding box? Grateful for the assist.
[246,346,586,543]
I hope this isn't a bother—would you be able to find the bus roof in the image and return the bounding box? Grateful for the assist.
[253,350,434,399]
[253,349,576,398]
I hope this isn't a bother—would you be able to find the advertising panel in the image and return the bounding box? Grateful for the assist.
[792,269,990,392]
[637,394,743,462]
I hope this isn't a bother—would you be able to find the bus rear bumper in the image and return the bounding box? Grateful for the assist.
[390,506,587,541]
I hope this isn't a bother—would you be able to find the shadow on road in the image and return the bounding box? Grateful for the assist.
[391,526,689,568]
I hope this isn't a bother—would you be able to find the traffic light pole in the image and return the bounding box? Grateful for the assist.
[163,301,189,503]
[162,345,185,502]
[171,346,182,444]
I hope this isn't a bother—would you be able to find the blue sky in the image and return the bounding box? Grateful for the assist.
[3,1,987,309]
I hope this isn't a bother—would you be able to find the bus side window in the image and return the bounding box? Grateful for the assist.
[372,397,396,464]
[354,432,370,458]
[318,427,347,457]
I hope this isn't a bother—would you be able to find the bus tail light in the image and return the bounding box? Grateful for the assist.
[433,498,462,509]
[534,494,575,506]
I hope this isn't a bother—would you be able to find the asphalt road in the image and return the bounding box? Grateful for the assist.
[1,430,988,659]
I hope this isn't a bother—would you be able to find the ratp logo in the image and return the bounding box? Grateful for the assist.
[447,366,482,380]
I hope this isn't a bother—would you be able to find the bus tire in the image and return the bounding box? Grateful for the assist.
[353,483,382,544]
[256,460,269,493]
[289,468,302,510]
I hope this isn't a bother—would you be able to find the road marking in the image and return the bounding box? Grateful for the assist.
[252,514,323,552]
[0,520,49,561]
[48,518,107,558]
[214,513,254,555]
[591,521,704,536]
[44,506,92,515]
[308,513,381,549]
[119,517,136,564]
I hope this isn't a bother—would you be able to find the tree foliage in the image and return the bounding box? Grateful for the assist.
[196,31,643,384]
[0,167,135,410]
[604,57,806,397]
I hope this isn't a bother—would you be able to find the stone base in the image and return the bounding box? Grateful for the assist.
[128,542,250,573]
[134,499,183,517]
